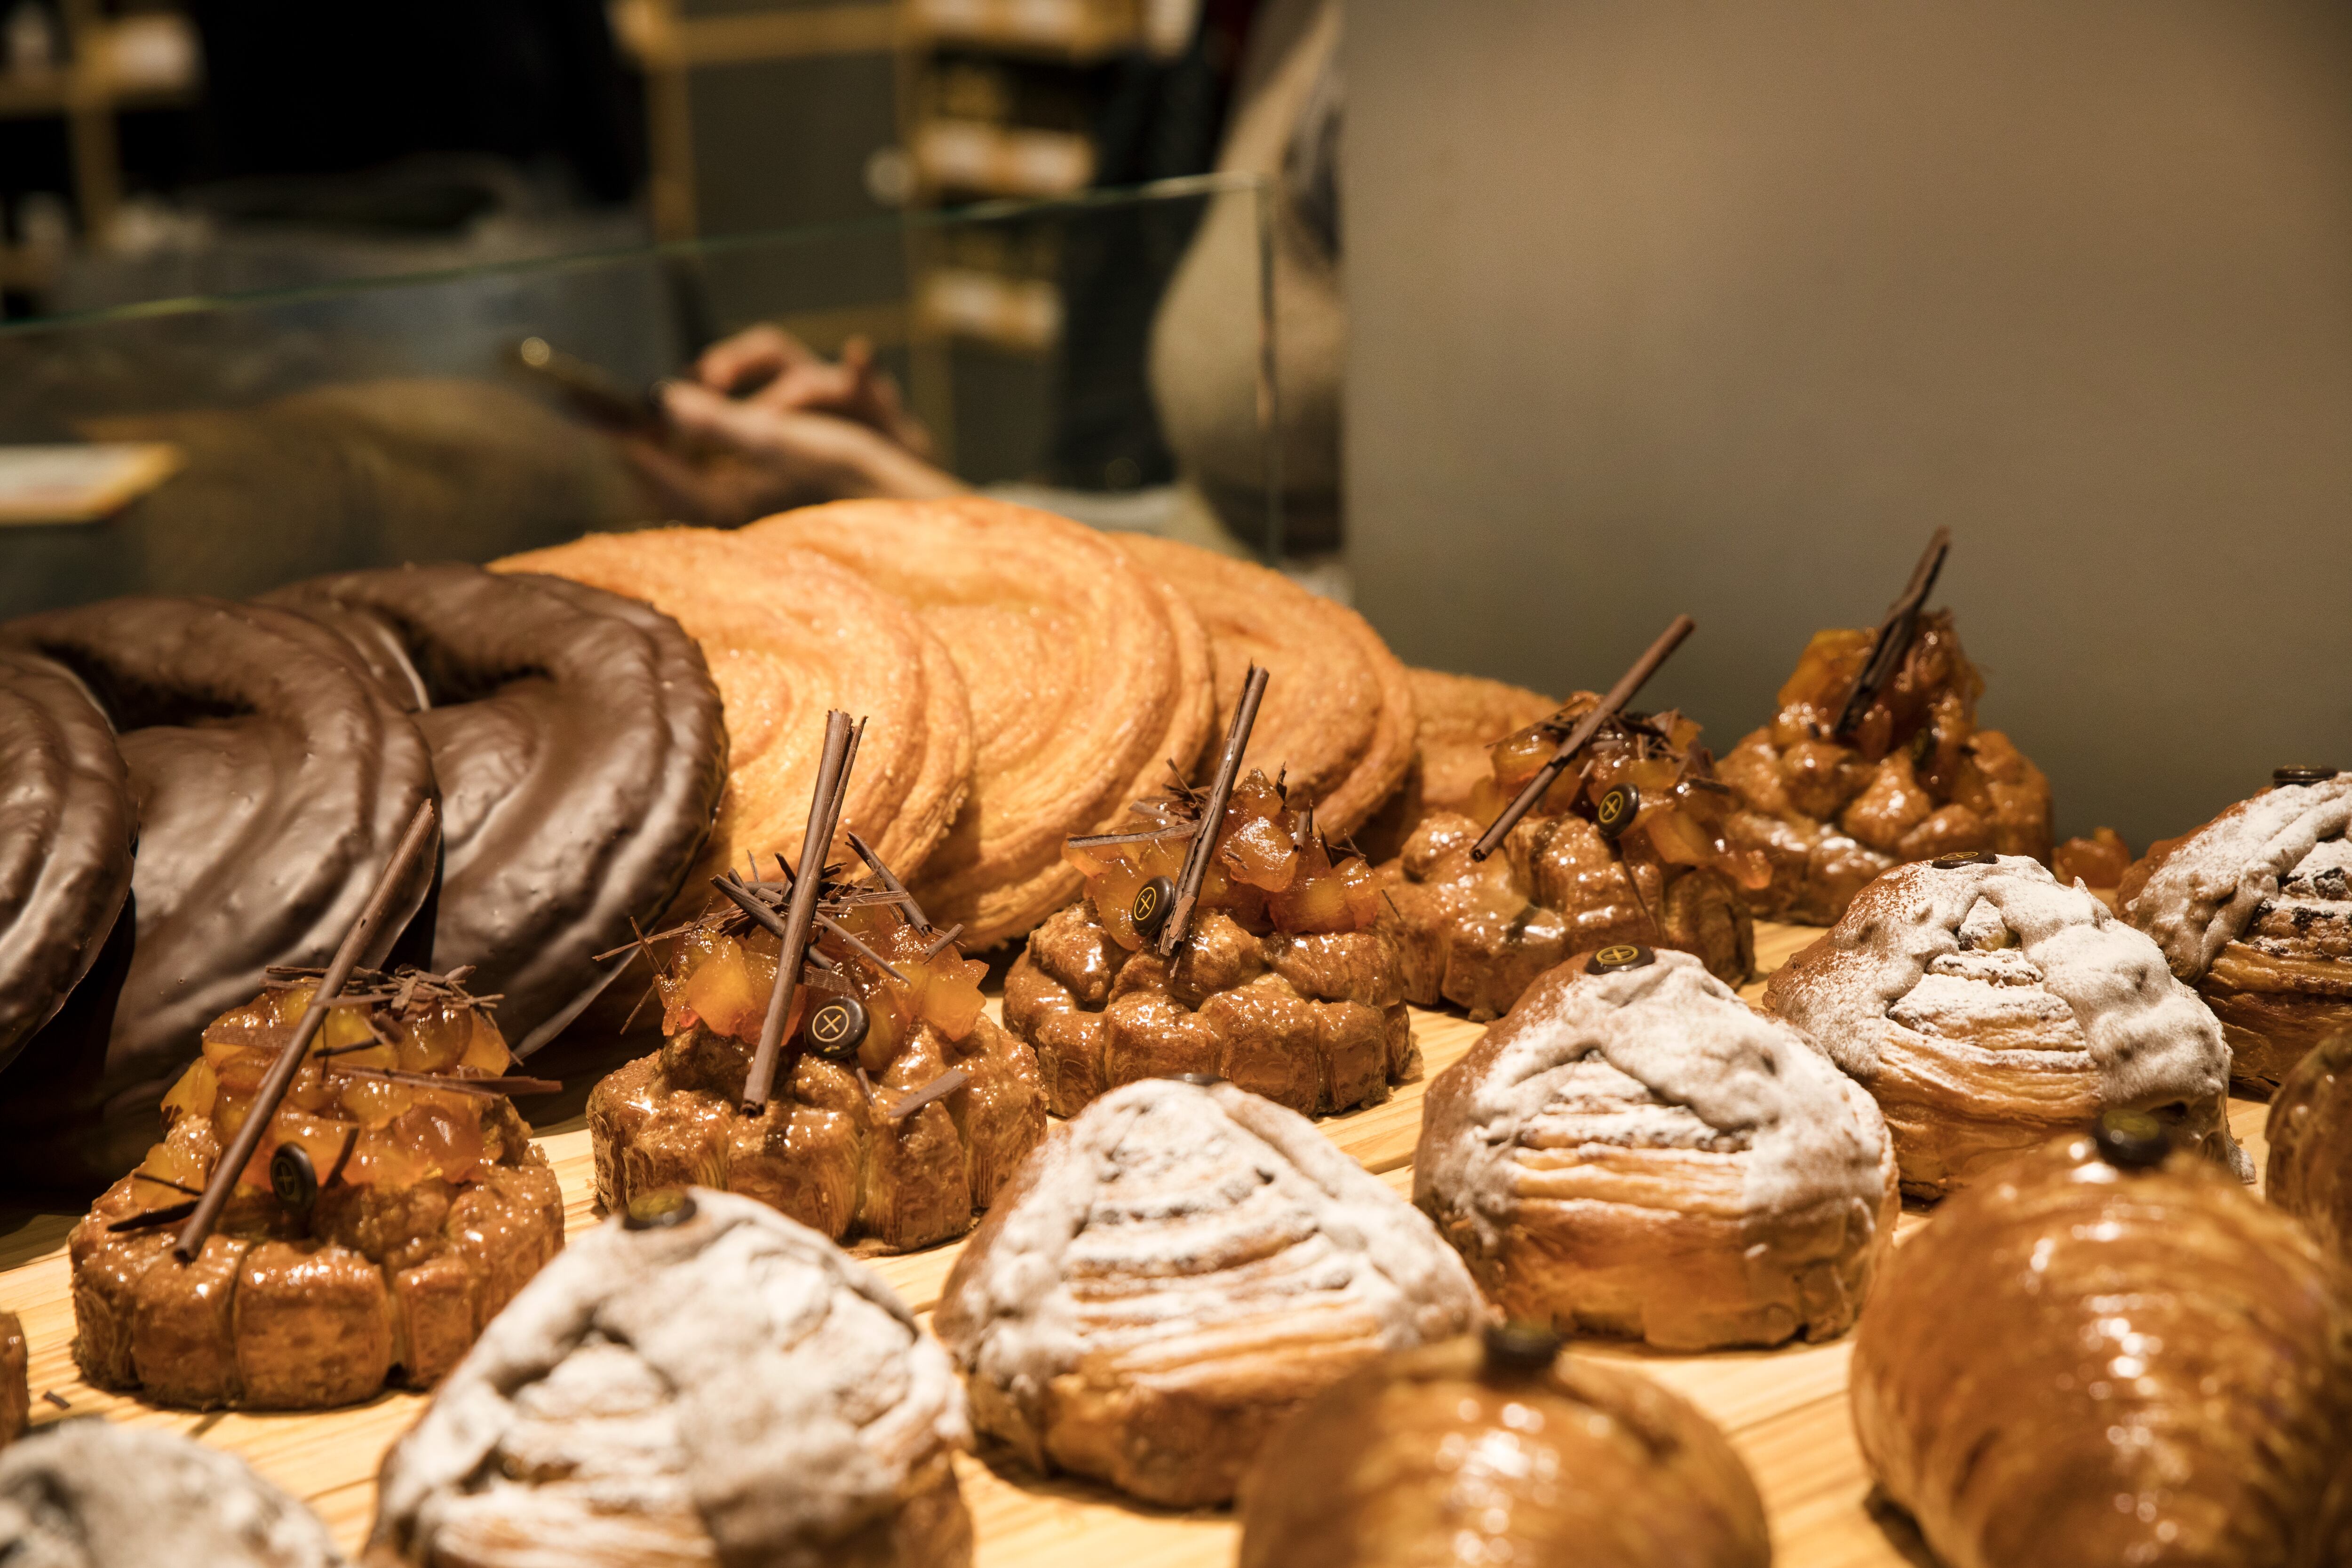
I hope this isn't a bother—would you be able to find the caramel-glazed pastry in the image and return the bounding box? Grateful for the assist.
[934,1077,1484,1507]
[494,526,973,915]
[0,1313,23,1448]
[1111,533,1416,836]
[589,871,1045,1252]
[2267,1031,2352,1263]
[1851,1114,2352,1568]
[1377,697,1762,1019]
[2119,769,2352,1090]
[747,498,1213,949]
[1006,767,1412,1117]
[369,1188,971,1568]
[1721,611,2053,924]
[71,966,563,1409]
[1237,1326,1769,1568]
[1417,948,1896,1349]
[0,1420,350,1567]
[1354,668,1558,862]
[1765,854,2246,1199]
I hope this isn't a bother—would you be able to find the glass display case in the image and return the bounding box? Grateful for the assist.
[0,172,1279,618]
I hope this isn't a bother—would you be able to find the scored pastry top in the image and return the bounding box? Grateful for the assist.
[935,1078,1482,1400]
[372,1188,965,1565]
[2122,775,2352,978]
[1420,952,1887,1252]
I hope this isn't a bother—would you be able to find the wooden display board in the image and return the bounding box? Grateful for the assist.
[0,921,2277,1564]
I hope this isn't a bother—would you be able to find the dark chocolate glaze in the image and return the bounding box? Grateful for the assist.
[0,597,438,1193]
[263,565,726,1053]
[0,650,135,1068]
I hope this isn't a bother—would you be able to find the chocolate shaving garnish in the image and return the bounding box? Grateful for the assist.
[811,911,908,983]
[39,1391,68,1410]
[1471,615,1697,861]
[1160,664,1271,955]
[1065,824,1200,849]
[744,712,861,1114]
[846,829,930,929]
[711,875,842,972]
[175,799,439,1262]
[326,1065,562,1097]
[133,1172,203,1197]
[111,1199,198,1234]
[883,1066,970,1122]
[1832,526,1951,740]
[918,923,966,963]
[324,1122,360,1187]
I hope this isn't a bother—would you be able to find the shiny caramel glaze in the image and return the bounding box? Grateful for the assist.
[1851,1134,2352,1568]
[2269,1031,2352,1263]
[1006,770,1412,1117]
[69,972,564,1410]
[1377,698,1758,1019]
[590,891,1045,1252]
[1236,1335,1769,1568]
[1721,612,2053,925]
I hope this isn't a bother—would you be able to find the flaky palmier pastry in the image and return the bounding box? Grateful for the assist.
[746,498,1213,949]
[368,1188,971,1568]
[0,1420,349,1568]
[493,526,972,917]
[1765,853,2245,1199]
[1111,533,1415,836]
[2268,1030,2352,1263]
[1851,1113,2352,1568]
[933,1077,1484,1507]
[1007,766,1412,1117]
[1237,1325,1769,1568]
[71,966,563,1409]
[1377,697,1762,1019]
[2119,768,2352,1090]
[589,862,1045,1253]
[1721,609,2053,924]
[1416,947,1896,1349]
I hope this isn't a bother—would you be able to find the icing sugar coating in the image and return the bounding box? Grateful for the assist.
[1419,952,1890,1260]
[371,1189,967,1568]
[0,1420,346,1568]
[2125,777,2352,978]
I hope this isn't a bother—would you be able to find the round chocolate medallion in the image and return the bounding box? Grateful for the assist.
[270,1142,319,1212]
[1593,783,1639,842]
[803,994,870,1061]
[1130,875,1176,939]
[1590,943,1655,974]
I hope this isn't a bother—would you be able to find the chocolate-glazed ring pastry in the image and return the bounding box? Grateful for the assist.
[1007,767,1413,1118]
[1851,1121,2352,1568]
[1764,854,2246,1198]
[0,597,437,1193]
[1237,1328,1770,1568]
[934,1077,1485,1507]
[2267,1031,2352,1262]
[264,565,727,1051]
[368,1188,971,1568]
[71,967,562,1409]
[2119,772,2352,1090]
[0,1420,349,1567]
[1415,949,1898,1350]
[0,1312,23,1448]
[0,650,135,1068]
[1376,695,1761,1019]
[1721,609,2053,924]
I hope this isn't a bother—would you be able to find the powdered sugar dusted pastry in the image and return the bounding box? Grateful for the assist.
[1415,948,1897,1350]
[0,1419,347,1568]
[2119,771,2352,1089]
[1765,853,2246,1198]
[932,1077,1484,1507]
[368,1187,970,1568]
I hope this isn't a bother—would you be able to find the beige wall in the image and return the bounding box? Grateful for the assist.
[1344,0,2352,847]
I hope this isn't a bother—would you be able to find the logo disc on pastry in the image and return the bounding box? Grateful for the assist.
[2091,1106,2170,1170]
[2273,766,2340,786]
[803,995,869,1060]
[1480,1321,1564,1377]
[1594,784,1639,841]
[624,1187,698,1229]
[1931,849,1997,868]
[1591,943,1654,973]
[270,1142,319,1212]
[1130,875,1176,939]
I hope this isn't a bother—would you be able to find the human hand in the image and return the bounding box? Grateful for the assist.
[620,380,964,526]
[692,325,938,461]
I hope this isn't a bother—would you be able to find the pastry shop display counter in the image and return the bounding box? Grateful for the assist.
[0,921,2283,1567]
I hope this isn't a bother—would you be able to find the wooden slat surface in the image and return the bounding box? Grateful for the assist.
[0,921,2276,1564]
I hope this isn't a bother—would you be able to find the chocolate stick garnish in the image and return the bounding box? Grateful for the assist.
[884,1067,971,1122]
[1831,526,1951,740]
[743,712,856,1114]
[711,875,843,972]
[1159,664,1271,956]
[846,829,930,929]
[326,1065,562,1097]
[174,798,438,1261]
[1470,615,1697,861]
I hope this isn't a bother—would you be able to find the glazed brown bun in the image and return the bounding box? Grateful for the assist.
[2268,1031,2352,1263]
[1416,948,1897,1350]
[1764,853,2247,1199]
[1238,1327,1769,1568]
[933,1077,1484,1507]
[2120,772,2352,1090]
[1851,1116,2352,1568]
[0,1311,22,1448]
